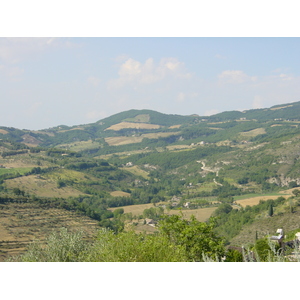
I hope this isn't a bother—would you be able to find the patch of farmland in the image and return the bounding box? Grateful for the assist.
[4,174,86,198]
[109,204,217,223]
[0,129,8,134]
[239,128,266,137]
[167,207,218,222]
[0,153,44,168]
[45,168,91,182]
[57,127,85,133]
[57,140,101,152]
[169,124,182,129]
[95,149,152,160]
[0,201,99,261]
[0,167,33,176]
[109,203,154,216]
[105,122,161,131]
[110,191,131,197]
[105,131,179,146]
[270,104,293,111]
[235,195,290,207]
[105,136,143,146]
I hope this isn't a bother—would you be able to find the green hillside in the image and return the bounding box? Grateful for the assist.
[2,101,300,261]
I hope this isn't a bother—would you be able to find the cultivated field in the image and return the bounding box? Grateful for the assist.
[105,136,143,146]
[4,174,86,198]
[270,104,293,111]
[235,194,290,207]
[0,201,99,261]
[142,132,179,139]
[57,140,102,152]
[109,203,217,222]
[110,191,131,197]
[96,149,152,160]
[0,129,8,134]
[239,128,266,137]
[109,203,154,216]
[105,122,161,131]
[105,132,178,146]
[57,127,85,133]
[167,207,218,222]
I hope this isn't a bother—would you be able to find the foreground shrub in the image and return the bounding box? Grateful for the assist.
[13,228,90,262]
[86,229,187,262]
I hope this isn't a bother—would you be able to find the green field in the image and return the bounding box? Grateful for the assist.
[0,167,33,176]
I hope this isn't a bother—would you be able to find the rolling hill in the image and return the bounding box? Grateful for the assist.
[2,100,300,260]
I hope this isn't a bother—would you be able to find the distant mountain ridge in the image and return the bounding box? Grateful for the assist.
[1,100,300,147]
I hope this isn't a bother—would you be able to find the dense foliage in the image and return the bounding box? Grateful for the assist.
[13,215,226,262]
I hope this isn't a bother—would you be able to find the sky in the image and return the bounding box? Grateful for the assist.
[1,37,300,130]
[1,2,300,130]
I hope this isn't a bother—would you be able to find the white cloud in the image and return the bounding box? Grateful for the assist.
[107,57,192,89]
[114,54,130,62]
[87,76,101,86]
[218,70,256,83]
[279,73,293,81]
[119,58,142,77]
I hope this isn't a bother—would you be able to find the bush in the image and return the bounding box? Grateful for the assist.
[14,228,90,262]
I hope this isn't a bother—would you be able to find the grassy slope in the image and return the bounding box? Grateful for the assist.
[229,209,300,247]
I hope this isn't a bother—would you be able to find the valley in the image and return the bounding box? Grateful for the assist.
[1,101,300,261]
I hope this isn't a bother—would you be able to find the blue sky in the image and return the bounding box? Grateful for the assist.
[1,37,300,130]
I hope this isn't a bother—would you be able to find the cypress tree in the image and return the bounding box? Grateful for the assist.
[268,204,273,217]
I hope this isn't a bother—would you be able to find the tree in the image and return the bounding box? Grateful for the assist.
[292,189,300,197]
[268,203,274,217]
[113,208,124,218]
[213,203,233,216]
[12,188,24,196]
[158,214,225,261]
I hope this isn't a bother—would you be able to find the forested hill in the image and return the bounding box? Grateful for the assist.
[1,101,300,147]
[0,109,196,147]
[2,100,300,260]
[207,101,300,122]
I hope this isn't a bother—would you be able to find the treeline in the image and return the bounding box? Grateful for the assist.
[0,139,29,150]
[46,148,82,157]
[1,149,28,157]
[211,180,244,201]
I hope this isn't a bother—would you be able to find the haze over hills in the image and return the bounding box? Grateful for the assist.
[1,100,300,261]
